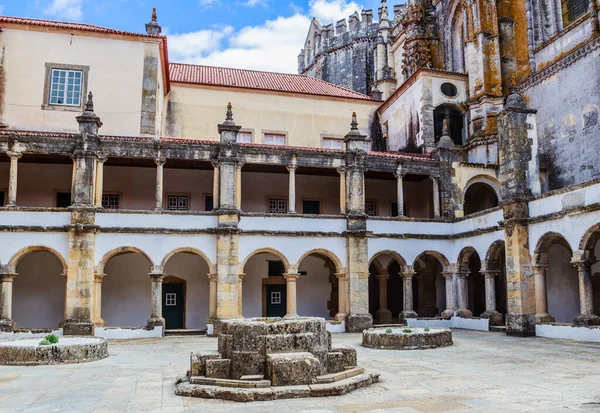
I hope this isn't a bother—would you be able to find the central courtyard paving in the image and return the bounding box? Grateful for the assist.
[1,330,600,412]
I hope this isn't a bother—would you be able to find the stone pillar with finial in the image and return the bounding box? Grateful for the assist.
[437,119,454,149]
[63,92,103,336]
[343,112,372,332]
[146,8,162,36]
[498,84,539,336]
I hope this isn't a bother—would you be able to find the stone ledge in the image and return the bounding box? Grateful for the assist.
[189,376,271,388]
[315,366,365,384]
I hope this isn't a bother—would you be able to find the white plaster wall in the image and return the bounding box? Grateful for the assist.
[407,316,489,331]
[529,209,600,255]
[379,77,423,151]
[546,244,580,323]
[0,232,69,270]
[163,252,210,329]
[239,216,346,233]
[297,255,334,319]
[534,20,592,68]
[102,253,152,327]
[536,324,600,343]
[95,326,163,339]
[0,211,71,227]
[95,233,217,268]
[529,182,600,218]
[13,251,65,329]
[96,213,218,230]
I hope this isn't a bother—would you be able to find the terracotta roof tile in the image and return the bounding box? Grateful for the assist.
[169,63,375,101]
[0,15,160,39]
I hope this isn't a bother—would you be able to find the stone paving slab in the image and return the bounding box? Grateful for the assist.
[0,331,600,412]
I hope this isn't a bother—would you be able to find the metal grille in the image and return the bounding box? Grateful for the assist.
[101,194,120,209]
[562,0,589,26]
[168,196,189,211]
[268,199,287,214]
[366,202,377,216]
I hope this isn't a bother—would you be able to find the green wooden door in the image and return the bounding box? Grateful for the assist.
[163,283,184,329]
[266,284,286,318]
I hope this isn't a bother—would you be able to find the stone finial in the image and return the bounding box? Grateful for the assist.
[146,8,162,36]
[76,91,102,135]
[351,112,358,131]
[437,119,454,149]
[152,7,157,22]
[345,111,366,150]
[505,79,526,110]
[85,91,94,113]
[218,102,241,139]
[225,102,234,123]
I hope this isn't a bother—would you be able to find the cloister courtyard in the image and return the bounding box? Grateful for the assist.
[0,330,599,412]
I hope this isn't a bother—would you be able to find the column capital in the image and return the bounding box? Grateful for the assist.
[481,269,501,279]
[394,164,406,179]
[401,268,416,279]
[430,173,440,180]
[208,273,218,281]
[96,152,108,163]
[0,273,16,282]
[455,271,470,279]
[336,166,346,174]
[283,273,300,282]
[286,164,298,172]
[335,272,347,280]
[6,151,22,160]
[238,272,245,280]
[211,159,220,168]
[441,271,454,279]
[376,271,390,280]
[94,273,105,283]
[154,156,167,166]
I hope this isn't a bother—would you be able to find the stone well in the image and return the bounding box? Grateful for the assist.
[362,327,453,350]
[0,337,108,365]
[175,317,379,402]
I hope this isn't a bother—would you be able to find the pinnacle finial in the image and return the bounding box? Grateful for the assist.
[152,7,157,22]
[442,119,449,136]
[505,74,525,109]
[351,112,358,130]
[85,91,94,112]
[226,102,233,122]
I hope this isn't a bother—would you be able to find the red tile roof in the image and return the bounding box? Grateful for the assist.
[169,63,376,101]
[0,15,160,39]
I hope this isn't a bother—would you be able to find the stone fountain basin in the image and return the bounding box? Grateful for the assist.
[0,337,108,365]
[362,327,453,350]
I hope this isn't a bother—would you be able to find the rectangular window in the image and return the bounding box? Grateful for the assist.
[56,192,71,208]
[167,195,189,211]
[0,191,5,207]
[366,202,377,216]
[237,131,253,143]
[165,293,177,306]
[102,194,120,210]
[264,133,286,145]
[323,138,344,150]
[205,195,214,211]
[303,200,320,215]
[562,0,589,26]
[49,69,83,106]
[268,199,287,214]
[268,261,285,277]
[271,291,282,304]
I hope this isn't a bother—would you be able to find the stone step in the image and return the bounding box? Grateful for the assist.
[315,366,365,384]
[240,375,265,381]
[489,326,507,333]
[190,376,271,388]
[165,329,206,336]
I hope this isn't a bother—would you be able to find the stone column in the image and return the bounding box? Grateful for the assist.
[208,273,218,323]
[284,272,300,318]
[337,166,346,214]
[238,273,244,317]
[395,167,405,217]
[532,261,555,323]
[235,163,243,210]
[335,272,348,321]
[400,267,418,322]
[431,175,441,218]
[147,267,165,329]
[154,157,166,210]
[375,271,392,323]
[287,164,297,213]
[6,151,21,207]
[93,273,105,327]
[94,156,106,207]
[572,252,600,326]
[211,161,220,210]
[0,273,16,331]
[456,271,473,318]
[441,271,454,319]
[480,267,503,326]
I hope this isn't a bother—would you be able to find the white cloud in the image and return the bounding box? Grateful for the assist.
[44,0,83,21]
[0,5,4,15]
[169,1,366,73]
[199,0,220,10]
[242,0,269,6]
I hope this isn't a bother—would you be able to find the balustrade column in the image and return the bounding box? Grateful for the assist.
[335,272,348,321]
[572,255,600,326]
[399,267,418,322]
[287,164,297,214]
[94,156,107,207]
[441,271,455,318]
[0,273,16,331]
[532,262,554,323]
[211,161,220,210]
[93,273,105,326]
[154,157,166,211]
[456,271,473,318]
[337,167,346,214]
[147,268,165,329]
[395,168,405,217]
[6,152,22,207]
[283,272,300,318]
[431,175,441,218]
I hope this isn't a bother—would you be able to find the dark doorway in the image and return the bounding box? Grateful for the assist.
[464,183,499,215]
[56,192,72,208]
[163,281,185,329]
[434,105,464,145]
[467,254,486,316]
[302,200,321,215]
[266,284,286,317]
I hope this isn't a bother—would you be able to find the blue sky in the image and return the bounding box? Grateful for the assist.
[0,0,393,73]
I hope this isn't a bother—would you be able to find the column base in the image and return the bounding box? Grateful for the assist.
[535,313,556,324]
[375,309,392,324]
[62,320,94,336]
[574,314,600,327]
[506,313,536,337]
[399,310,418,323]
[441,309,454,319]
[284,313,299,319]
[334,312,348,322]
[0,318,14,332]
[147,317,166,329]
[93,318,106,327]
[456,309,473,318]
[345,313,373,333]
[481,310,504,326]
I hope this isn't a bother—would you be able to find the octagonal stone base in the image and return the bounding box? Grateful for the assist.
[362,327,453,350]
[0,337,108,365]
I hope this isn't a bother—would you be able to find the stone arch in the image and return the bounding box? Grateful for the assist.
[413,251,450,271]
[369,250,408,271]
[97,246,153,274]
[457,246,486,317]
[8,246,67,274]
[579,223,600,253]
[413,251,449,317]
[240,248,291,273]
[535,232,573,261]
[369,250,407,324]
[464,175,501,201]
[485,240,506,264]
[296,248,343,274]
[457,246,479,271]
[161,247,214,272]
[297,249,343,319]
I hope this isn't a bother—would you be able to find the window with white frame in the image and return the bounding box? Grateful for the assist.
[165,293,177,306]
[102,194,120,210]
[49,69,83,106]
[264,133,286,145]
[168,195,189,211]
[322,137,344,150]
[237,131,253,143]
[365,202,377,216]
[268,199,287,214]
[271,291,282,304]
